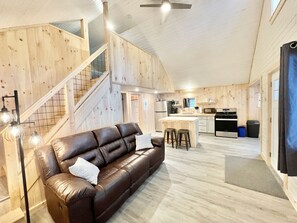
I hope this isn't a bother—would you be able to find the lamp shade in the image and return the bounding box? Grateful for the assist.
[4,121,24,141]
[29,131,43,147]
[0,107,13,126]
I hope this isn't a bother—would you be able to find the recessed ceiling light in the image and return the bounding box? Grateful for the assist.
[107,21,114,31]
[135,88,139,92]
[161,1,171,13]
[154,90,158,94]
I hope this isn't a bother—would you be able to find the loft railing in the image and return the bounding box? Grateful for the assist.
[16,44,108,154]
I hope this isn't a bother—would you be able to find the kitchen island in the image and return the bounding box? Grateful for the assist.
[159,117,199,148]
[169,113,215,117]
[170,113,215,134]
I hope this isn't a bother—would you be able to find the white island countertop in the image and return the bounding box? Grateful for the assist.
[159,117,199,122]
[169,113,215,117]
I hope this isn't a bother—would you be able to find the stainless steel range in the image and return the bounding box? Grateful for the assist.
[215,108,238,138]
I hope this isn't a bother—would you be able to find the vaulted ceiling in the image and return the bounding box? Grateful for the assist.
[0,0,102,29]
[104,0,264,89]
[0,0,264,90]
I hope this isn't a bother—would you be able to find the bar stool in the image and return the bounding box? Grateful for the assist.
[163,128,177,148]
[177,129,191,151]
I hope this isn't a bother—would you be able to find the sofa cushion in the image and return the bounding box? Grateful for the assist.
[94,166,130,217]
[112,153,150,185]
[136,146,165,169]
[69,157,100,185]
[116,123,143,152]
[52,132,104,173]
[135,134,153,150]
[111,153,140,168]
[93,127,128,164]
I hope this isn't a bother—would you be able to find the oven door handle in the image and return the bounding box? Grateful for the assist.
[215,118,238,121]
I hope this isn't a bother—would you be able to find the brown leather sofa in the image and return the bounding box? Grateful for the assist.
[35,123,165,223]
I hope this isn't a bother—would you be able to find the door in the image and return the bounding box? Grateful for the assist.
[131,94,140,124]
[271,72,279,171]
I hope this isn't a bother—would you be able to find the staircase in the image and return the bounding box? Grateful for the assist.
[0,40,110,219]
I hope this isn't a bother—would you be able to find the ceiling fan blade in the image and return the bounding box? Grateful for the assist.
[140,4,162,8]
[171,3,192,9]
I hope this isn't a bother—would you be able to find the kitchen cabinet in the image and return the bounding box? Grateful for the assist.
[169,113,215,134]
[207,117,215,133]
[198,116,215,134]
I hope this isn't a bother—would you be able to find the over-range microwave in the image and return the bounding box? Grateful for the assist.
[203,108,216,114]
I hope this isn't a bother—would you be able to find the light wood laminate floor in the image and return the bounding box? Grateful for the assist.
[31,134,297,223]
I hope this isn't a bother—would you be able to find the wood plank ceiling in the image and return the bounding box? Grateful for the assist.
[103,0,264,89]
[0,0,264,90]
[0,0,102,29]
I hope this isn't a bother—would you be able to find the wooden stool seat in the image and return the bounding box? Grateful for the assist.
[163,128,177,148]
[177,129,191,150]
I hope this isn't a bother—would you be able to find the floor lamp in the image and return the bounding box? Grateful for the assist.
[0,90,43,223]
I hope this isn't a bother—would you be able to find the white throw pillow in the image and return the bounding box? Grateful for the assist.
[135,134,154,151]
[69,157,100,185]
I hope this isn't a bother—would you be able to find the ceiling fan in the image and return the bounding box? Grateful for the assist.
[140,0,192,12]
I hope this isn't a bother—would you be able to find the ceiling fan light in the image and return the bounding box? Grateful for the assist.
[107,21,114,31]
[161,1,171,13]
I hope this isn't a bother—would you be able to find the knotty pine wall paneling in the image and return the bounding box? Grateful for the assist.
[21,81,123,210]
[125,42,139,86]
[250,0,297,208]
[250,0,297,83]
[248,82,261,121]
[110,33,126,84]
[158,62,175,92]
[110,32,174,92]
[0,24,89,113]
[160,84,248,126]
[139,49,153,89]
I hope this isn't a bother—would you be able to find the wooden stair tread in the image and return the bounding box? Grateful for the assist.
[0,208,24,223]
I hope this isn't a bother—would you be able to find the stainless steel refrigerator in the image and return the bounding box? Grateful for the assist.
[155,101,168,132]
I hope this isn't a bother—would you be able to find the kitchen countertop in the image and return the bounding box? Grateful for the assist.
[169,113,215,117]
[159,117,199,122]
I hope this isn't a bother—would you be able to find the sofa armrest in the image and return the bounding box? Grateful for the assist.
[151,137,164,147]
[35,145,61,184]
[46,173,96,205]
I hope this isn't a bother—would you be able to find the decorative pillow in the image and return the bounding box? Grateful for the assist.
[69,157,100,185]
[135,134,154,151]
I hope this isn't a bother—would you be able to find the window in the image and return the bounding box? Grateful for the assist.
[189,98,195,108]
[183,98,195,108]
[273,79,279,101]
[271,0,281,15]
[270,0,286,23]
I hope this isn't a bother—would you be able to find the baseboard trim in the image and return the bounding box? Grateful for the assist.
[29,200,47,215]
[284,187,297,212]
[0,208,24,223]
[260,152,267,163]
[268,164,297,212]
